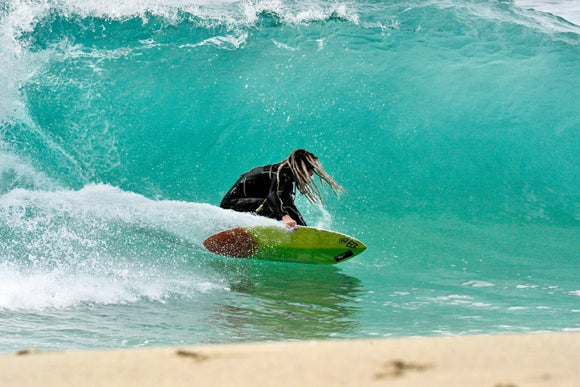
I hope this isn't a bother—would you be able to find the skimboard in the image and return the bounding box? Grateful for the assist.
[203,226,366,265]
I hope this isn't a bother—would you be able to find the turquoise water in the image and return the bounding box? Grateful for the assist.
[1,0,579,353]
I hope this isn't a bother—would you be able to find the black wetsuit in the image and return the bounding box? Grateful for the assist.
[220,163,307,226]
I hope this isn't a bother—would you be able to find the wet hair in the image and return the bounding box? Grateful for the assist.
[277,149,345,204]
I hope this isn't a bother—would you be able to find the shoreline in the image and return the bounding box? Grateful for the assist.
[2,332,578,386]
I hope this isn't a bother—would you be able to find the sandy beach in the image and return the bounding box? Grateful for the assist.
[2,332,578,386]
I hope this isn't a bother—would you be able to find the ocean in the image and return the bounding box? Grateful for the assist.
[0,0,578,354]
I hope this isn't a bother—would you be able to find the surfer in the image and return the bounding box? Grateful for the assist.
[220,149,344,229]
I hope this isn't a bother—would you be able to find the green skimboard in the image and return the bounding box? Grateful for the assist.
[203,226,366,265]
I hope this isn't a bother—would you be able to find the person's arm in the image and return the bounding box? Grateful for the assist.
[264,172,305,228]
[279,190,307,228]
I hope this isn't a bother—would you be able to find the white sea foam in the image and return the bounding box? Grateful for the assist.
[0,184,274,310]
[0,183,276,244]
[0,259,228,310]
[515,0,580,26]
[0,1,45,124]
[180,32,249,50]
[0,265,149,309]
[462,280,496,288]
[2,0,359,26]
[0,146,58,192]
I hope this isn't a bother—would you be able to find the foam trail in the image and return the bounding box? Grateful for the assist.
[0,184,277,253]
[0,184,276,310]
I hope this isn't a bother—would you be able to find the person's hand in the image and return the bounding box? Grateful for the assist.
[282,215,297,230]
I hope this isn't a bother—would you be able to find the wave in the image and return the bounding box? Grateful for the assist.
[0,0,578,258]
[1,0,578,225]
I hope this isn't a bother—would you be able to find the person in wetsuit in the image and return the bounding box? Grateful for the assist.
[220,149,344,229]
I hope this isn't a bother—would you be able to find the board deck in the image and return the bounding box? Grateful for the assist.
[203,226,366,264]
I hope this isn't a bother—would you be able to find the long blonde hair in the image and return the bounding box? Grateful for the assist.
[276,149,345,204]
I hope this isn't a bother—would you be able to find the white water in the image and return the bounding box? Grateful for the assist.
[516,0,580,25]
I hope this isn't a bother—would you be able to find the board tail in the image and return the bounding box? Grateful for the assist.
[203,228,259,258]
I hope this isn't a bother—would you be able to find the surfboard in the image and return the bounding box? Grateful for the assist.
[203,226,366,265]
